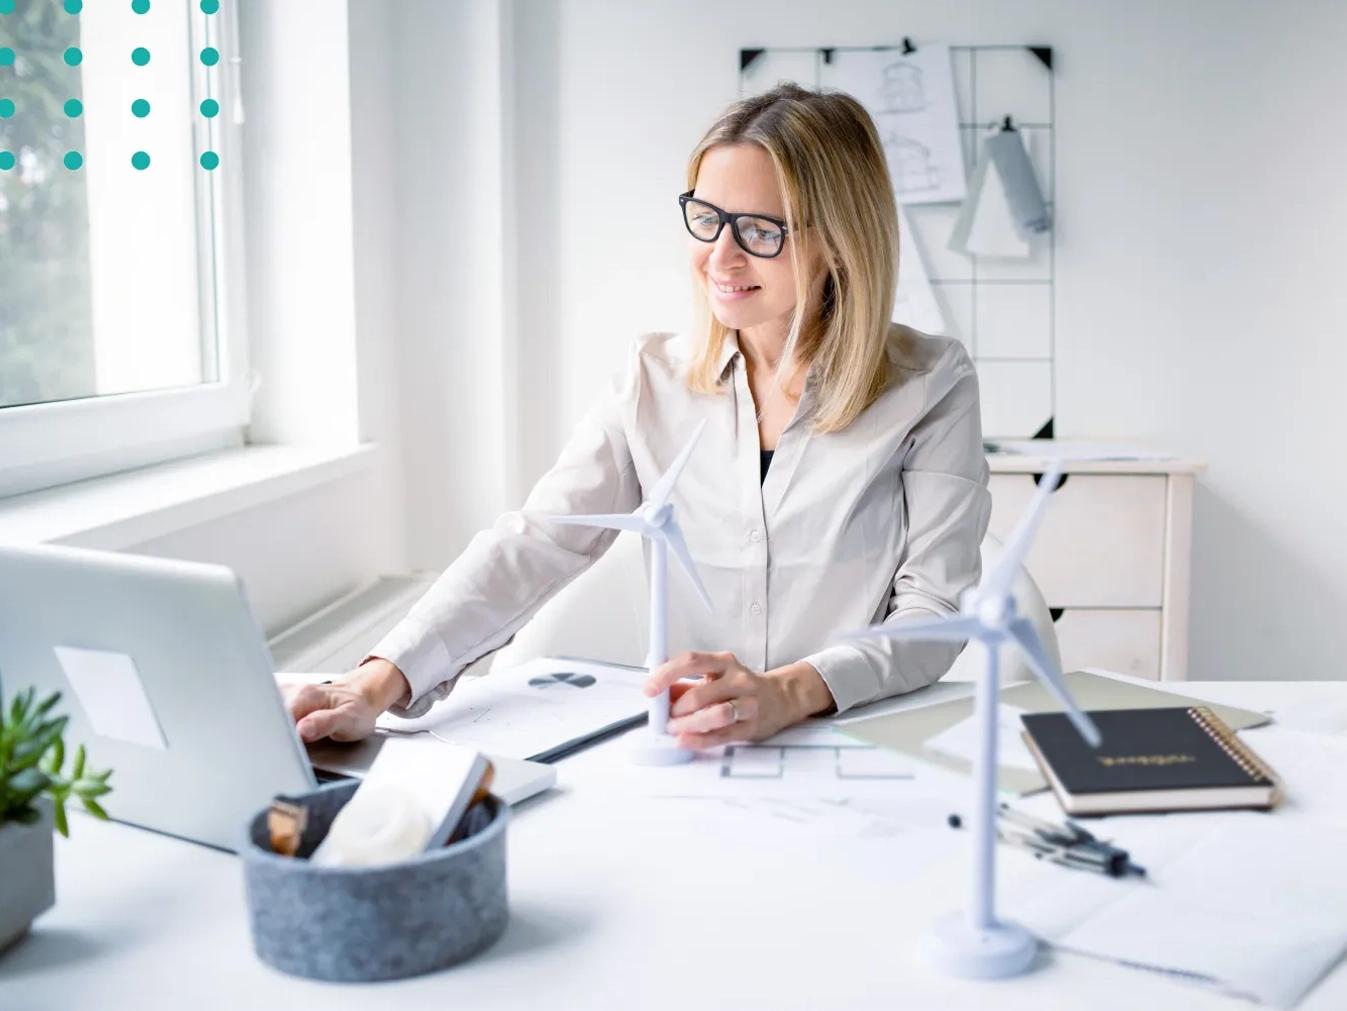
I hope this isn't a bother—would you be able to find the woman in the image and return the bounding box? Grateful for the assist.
[288,82,990,750]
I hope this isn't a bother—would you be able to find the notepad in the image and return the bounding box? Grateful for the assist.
[1022,707,1280,815]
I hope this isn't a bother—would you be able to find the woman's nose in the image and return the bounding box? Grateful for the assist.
[708,224,745,269]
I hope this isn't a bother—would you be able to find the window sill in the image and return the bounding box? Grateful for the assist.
[0,443,380,550]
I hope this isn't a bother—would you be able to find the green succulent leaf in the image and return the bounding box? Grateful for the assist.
[43,735,65,776]
[33,692,62,719]
[81,798,108,821]
[1,686,113,837]
[8,766,51,795]
[52,799,69,837]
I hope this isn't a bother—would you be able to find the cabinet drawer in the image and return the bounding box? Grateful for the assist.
[987,474,1167,607]
[1053,608,1162,681]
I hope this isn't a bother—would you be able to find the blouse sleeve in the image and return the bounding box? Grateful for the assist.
[800,346,992,714]
[365,342,646,716]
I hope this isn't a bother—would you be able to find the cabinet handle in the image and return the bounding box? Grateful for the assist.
[1032,472,1070,491]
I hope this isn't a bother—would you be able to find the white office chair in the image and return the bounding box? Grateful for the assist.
[477,531,1059,690]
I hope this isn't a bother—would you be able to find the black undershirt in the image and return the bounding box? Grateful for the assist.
[760,449,774,483]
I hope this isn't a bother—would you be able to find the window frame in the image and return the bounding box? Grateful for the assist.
[0,0,250,500]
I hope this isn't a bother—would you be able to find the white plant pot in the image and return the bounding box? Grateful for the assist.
[0,798,56,953]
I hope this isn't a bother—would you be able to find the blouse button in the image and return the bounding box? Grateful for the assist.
[750,602,763,616]
[750,528,762,543]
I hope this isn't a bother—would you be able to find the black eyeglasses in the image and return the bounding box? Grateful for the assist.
[679,191,791,258]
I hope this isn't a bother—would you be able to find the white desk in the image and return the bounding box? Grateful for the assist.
[4,677,1347,1011]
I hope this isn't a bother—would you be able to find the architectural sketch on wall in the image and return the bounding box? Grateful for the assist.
[879,59,929,113]
[876,121,942,194]
[819,45,966,205]
[739,43,1057,439]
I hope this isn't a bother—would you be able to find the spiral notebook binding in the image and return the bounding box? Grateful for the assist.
[1188,706,1279,786]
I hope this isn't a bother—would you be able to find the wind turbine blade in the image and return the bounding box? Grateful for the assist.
[658,516,713,610]
[980,464,1064,602]
[648,420,708,510]
[1007,616,1101,747]
[549,512,649,534]
[842,613,984,644]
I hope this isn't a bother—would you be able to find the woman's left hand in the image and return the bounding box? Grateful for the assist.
[643,651,833,749]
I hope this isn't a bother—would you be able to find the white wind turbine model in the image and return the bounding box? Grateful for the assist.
[548,420,714,765]
[843,464,1102,979]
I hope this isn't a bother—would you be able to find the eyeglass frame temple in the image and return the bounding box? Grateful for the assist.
[678,190,791,258]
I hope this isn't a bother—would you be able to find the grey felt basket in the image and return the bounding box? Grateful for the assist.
[240,779,509,982]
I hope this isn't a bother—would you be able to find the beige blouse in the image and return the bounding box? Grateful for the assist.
[370,324,992,717]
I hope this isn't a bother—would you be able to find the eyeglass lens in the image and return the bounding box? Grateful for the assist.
[683,198,784,257]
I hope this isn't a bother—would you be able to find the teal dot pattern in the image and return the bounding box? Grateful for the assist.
[201,0,219,12]
[0,98,14,118]
[132,47,150,66]
[64,0,82,13]
[200,98,219,118]
[200,47,219,67]
[64,98,82,117]
[132,151,150,170]
[0,151,15,171]
[64,151,83,170]
[63,47,82,66]
[132,0,150,12]
[0,0,14,14]
[132,98,150,117]
[200,150,219,171]
[0,49,13,68]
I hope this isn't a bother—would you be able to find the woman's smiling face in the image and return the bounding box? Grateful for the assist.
[688,143,823,336]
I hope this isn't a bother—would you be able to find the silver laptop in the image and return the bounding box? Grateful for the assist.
[0,543,552,852]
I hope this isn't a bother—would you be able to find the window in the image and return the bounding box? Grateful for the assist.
[0,0,247,497]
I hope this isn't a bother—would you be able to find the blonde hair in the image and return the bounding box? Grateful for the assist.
[685,82,902,433]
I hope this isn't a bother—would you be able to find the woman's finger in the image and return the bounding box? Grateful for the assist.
[643,651,734,696]
[667,700,738,736]
[296,707,340,743]
[668,673,745,718]
[287,683,333,721]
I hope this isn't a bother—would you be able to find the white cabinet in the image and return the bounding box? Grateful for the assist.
[986,453,1202,680]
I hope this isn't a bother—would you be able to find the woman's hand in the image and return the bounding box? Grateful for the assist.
[643,651,834,749]
[282,658,410,743]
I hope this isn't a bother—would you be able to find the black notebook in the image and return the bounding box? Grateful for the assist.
[1021,706,1281,816]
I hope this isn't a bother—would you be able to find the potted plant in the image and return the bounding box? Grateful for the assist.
[0,687,113,952]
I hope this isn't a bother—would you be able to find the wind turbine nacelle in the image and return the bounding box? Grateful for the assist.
[643,503,672,527]
[974,591,1017,630]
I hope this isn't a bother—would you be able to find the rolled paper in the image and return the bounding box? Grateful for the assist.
[985,128,1051,236]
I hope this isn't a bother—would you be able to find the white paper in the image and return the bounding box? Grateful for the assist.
[892,204,946,333]
[53,645,168,750]
[376,657,649,759]
[822,45,966,205]
[924,703,1039,771]
[1011,813,1347,1008]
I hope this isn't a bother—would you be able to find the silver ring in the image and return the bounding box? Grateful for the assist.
[727,699,741,724]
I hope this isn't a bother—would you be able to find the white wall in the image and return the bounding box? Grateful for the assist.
[480,0,1346,681]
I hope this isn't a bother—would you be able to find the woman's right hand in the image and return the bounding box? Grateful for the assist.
[283,658,410,743]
